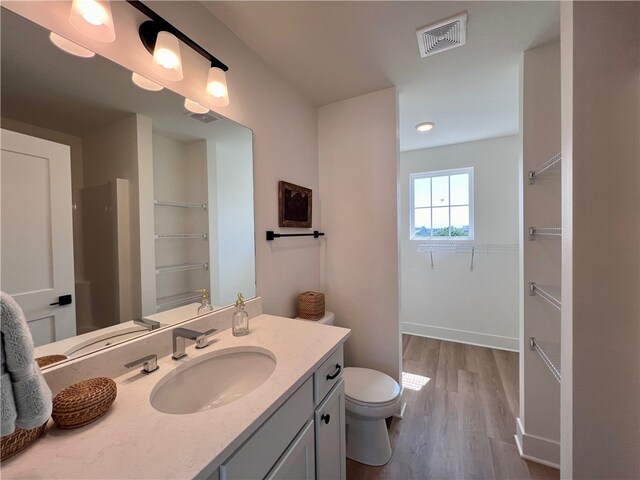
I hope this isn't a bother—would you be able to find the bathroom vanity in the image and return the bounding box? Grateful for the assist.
[1,314,350,479]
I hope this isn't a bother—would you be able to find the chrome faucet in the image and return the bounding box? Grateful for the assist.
[172,327,216,360]
[134,318,161,331]
[125,354,159,374]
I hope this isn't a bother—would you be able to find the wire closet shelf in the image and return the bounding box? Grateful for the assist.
[530,337,561,383]
[417,242,519,271]
[155,292,202,311]
[154,233,208,240]
[528,152,561,184]
[154,199,207,210]
[155,263,209,275]
[529,227,562,240]
[529,282,561,311]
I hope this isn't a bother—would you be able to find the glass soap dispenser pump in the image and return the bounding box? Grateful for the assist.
[232,293,249,336]
[197,289,214,316]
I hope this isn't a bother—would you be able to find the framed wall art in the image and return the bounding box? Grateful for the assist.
[278,181,312,228]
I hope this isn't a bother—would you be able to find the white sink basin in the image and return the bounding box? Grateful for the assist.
[150,347,276,415]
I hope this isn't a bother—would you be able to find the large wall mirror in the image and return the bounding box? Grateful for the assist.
[0,8,256,367]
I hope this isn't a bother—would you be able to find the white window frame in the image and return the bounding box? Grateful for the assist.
[409,167,474,241]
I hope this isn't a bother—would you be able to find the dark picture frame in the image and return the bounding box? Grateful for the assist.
[278,181,312,228]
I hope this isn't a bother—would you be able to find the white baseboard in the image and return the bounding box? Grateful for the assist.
[393,387,407,419]
[515,417,560,469]
[402,322,519,351]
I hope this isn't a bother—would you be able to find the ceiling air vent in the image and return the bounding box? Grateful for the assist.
[416,12,467,58]
[187,112,219,124]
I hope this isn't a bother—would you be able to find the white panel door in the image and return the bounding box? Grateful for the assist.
[1,128,76,345]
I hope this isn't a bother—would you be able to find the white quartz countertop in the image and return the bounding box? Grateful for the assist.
[2,315,351,479]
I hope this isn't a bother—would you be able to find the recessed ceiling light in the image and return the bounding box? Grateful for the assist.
[416,122,435,132]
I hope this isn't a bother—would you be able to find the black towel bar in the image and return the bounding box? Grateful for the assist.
[266,230,325,241]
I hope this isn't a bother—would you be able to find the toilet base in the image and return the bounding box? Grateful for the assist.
[345,413,392,466]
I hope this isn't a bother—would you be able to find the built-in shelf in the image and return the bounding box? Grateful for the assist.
[155,291,202,311]
[154,233,208,240]
[155,263,209,275]
[529,227,562,240]
[528,152,561,184]
[530,337,561,383]
[154,199,207,210]
[529,282,561,310]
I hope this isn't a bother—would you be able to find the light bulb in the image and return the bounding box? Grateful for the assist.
[184,98,209,114]
[49,32,95,58]
[69,0,115,43]
[131,73,163,92]
[205,67,229,106]
[152,31,183,81]
[77,0,107,25]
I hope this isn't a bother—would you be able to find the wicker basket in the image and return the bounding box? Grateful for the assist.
[35,355,68,369]
[297,291,325,320]
[52,377,117,429]
[0,422,48,461]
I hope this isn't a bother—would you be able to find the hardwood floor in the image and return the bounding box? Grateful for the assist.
[346,335,559,480]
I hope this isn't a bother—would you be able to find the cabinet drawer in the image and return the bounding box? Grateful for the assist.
[314,345,344,405]
[220,378,314,480]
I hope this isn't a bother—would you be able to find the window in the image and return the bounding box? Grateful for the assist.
[410,168,474,240]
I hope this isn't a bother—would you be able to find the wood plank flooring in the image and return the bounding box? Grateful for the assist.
[346,335,559,480]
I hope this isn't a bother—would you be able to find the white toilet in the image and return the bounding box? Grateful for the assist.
[343,367,401,466]
[294,311,402,466]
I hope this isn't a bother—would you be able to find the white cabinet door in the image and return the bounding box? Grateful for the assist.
[315,379,346,480]
[266,420,315,480]
[1,129,76,345]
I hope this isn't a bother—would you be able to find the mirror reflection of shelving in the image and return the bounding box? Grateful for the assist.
[153,133,210,312]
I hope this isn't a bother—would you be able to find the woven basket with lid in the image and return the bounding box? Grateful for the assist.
[297,291,325,320]
[52,377,117,429]
[35,354,68,368]
[0,422,48,461]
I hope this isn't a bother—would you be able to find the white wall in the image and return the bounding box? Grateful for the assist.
[82,114,152,320]
[561,2,640,478]
[318,88,400,381]
[211,130,256,306]
[5,1,320,318]
[400,136,520,351]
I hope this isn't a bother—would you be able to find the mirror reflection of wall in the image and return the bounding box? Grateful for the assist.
[0,8,255,363]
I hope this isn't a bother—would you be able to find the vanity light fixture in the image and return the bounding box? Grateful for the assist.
[127,0,230,104]
[49,32,96,58]
[184,98,209,114]
[149,29,183,81]
[131,72,163,91]
[206,66,229,106]
[416,122,435,132]
[69,0,116,43]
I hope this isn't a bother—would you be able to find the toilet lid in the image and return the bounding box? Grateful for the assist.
[343,367,400,405]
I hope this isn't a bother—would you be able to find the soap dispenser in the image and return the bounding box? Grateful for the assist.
[197,289,214,316]
[232,293,249,336]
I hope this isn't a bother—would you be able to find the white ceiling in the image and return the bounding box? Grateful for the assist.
[202,1,560,151]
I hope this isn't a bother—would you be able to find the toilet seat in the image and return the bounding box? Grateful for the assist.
[343,367,400,405]
[345,395,399,409]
